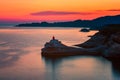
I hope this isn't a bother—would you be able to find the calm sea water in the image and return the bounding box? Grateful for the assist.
[0,27,120,80]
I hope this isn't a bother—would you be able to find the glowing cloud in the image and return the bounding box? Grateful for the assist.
[106,9,120,11]
[30,11,94,16]
[96,9,120,12]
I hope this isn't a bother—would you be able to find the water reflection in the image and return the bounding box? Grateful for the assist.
[42,56,113,80]
[0,46,29,68]
[42,56,62,80]
[112,62,120,79]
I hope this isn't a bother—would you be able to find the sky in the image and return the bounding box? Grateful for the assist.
[0,0,120,23]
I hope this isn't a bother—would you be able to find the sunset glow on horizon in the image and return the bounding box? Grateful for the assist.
[0,0,120,22]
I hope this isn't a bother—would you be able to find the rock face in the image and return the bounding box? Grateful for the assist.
[76,33,106,48]
[103,32,120,60]
[41,36,100,56]
[41,36,75,56]
[76,24,120,60]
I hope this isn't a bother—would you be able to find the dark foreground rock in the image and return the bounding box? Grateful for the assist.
[76,24,120,61]
[41,37,101,57]
[75,33,106,48]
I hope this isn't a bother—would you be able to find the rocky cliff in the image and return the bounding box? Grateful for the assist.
[76,24,120,61]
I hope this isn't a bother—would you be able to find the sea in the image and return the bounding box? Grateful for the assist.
[0,26,120,80]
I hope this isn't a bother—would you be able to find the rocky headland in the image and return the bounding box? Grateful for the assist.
[76,24,120,61]
[41,24,120,61]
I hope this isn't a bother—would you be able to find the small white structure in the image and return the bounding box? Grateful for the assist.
[44,36,66,48]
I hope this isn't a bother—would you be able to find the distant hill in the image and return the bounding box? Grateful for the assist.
[16,14,120,30]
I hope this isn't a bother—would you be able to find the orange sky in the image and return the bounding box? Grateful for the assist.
[0,0,120,22]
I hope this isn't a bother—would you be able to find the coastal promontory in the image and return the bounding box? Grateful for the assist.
[76,24,120,61]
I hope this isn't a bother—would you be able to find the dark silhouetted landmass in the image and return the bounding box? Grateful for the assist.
[75,24,120,61]
[16,14,120,30]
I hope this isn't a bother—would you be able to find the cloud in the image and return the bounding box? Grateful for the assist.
[106,9,120,11]
[97,9,120,12]
[30,11,93,16]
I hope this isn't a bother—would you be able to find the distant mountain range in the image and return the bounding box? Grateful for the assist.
[16,14,120,30]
